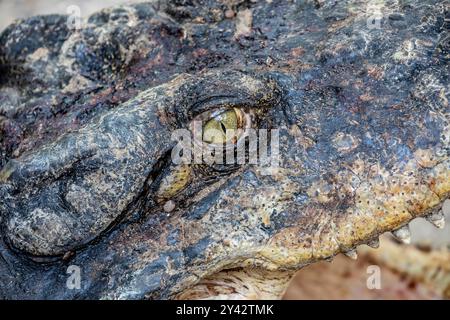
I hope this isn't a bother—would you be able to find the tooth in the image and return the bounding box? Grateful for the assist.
[367,238,380,248]
[426,210,445,229]
[343,249,358,260]
[392,225,411,244]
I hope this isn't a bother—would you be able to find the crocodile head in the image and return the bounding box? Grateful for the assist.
[0,0,448,299]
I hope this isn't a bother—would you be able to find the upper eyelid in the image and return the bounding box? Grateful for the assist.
[187,95,255,119]
[192,106,235,122]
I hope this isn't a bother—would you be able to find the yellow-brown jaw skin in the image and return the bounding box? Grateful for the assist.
[0,0,448,299]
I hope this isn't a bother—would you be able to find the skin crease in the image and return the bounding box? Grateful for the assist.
[0,0,448,299]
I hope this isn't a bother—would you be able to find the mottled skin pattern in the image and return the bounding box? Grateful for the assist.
[0,0,448,299]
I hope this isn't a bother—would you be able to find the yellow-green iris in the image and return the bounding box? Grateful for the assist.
[203,109,240,144]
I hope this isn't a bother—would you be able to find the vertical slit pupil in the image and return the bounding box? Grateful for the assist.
[220,122,227,133]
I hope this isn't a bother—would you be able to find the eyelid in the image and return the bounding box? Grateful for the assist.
[191,107,251,127]
[188,96,255,119]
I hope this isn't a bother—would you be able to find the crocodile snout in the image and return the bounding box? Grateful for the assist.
[0,91,172,256]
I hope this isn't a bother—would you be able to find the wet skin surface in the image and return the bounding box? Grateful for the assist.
[0,0,448,299]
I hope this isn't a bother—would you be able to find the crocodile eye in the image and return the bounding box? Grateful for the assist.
[203,108,243,144]
[193,107,251,146]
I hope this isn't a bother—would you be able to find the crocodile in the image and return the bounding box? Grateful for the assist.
[0,0,448,299]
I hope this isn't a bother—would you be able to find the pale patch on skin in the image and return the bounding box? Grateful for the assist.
[393,40,417,63]
[62,74,94,94]
[414,148,439,168]
[234,8,252,38]
[156,165,192,201]
[27,47,49,62]
[307,180,335,204]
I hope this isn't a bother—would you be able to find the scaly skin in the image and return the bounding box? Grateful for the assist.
[0,0,448,299]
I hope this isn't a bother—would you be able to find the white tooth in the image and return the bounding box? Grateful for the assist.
[426,210,445,229]
[392,225,411,244]
[367,238,380,248]
[343,249,358,260]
